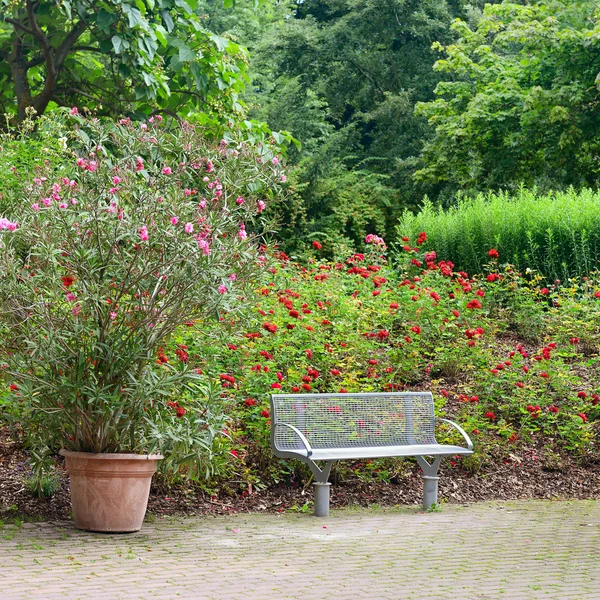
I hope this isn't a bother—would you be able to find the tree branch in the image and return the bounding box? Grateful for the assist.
[55,20,89,67]
[4,18,36,37]
[25,55,46,68]
[71,45,104,54]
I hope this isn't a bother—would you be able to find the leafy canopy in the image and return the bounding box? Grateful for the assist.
[415,0,600,197]
[0,0,249,125]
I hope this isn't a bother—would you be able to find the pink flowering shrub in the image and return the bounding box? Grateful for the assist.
[0,115,284,477]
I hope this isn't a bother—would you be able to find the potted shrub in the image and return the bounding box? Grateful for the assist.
[0,113,284,532]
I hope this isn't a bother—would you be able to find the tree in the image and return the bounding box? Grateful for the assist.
[415,0,600,198]
[241,0,490,249]
[0,0,248,123]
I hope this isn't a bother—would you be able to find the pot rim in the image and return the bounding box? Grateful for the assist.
[59,449,164,460]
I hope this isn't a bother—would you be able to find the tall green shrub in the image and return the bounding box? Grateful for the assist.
[396,188,600,280]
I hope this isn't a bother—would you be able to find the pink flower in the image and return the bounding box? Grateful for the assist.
[257,200,266,213]
[66,293,76,302]
[70,107,78,115]
[110,311,117,320]
[236,196,244,205]
[238,228,247,240]
[280,175,286,182]
[229,274,237,281]
[72,305,81,316]
[135,157,144,171]
[162,167,172,175]
[0,218,18,231]
[218,285,227,294]
[139,226,149,241]
[272,157,279,165]
[197,239,211,255]
[184,222,194,234]
[170,216,179,225]
[32,203,39,212]
[43,198,52,207]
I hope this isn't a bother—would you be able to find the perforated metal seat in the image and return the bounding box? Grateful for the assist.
[270,392,473,516]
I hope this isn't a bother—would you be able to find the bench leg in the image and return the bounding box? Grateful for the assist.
[313,482,331,517]
[308,460,334,517]
[416,456,442,510]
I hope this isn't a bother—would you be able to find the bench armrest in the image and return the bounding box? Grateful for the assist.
[274,422,313,458]
[436,418,473,451]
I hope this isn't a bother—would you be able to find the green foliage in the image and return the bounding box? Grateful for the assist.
[0,0,249,124]
[0,112,284,479]
[0,115,71,214]
[164,238,600,489]
[396,188,600,281]
[243,0,477,249]
[415,0,600,198]
[24,470,60,499]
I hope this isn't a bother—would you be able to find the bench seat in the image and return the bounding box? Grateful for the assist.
[286,444,473,461]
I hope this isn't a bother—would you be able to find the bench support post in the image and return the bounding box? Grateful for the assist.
[416,456,442,510]
[308,460,334,517]
[313,482,331,517]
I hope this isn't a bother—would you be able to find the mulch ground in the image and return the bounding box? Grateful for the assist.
[1,426,599,521]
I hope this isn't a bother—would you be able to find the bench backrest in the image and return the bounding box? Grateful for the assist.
[271,392,436,452]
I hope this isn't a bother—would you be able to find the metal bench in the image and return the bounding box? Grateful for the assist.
[270,392,473,516]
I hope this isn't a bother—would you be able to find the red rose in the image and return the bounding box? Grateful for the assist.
[261,409,270,418]
[488,249,499,259]
[312,241,322,250]
[466,299,482,309]
[61,275,75,287]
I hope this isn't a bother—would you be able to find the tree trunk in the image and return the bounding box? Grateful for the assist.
[9,35,33,121]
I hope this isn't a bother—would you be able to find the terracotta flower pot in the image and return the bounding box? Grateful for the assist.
[60,450,163,533]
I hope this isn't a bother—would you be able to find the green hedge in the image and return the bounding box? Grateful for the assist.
[396,188,600,280]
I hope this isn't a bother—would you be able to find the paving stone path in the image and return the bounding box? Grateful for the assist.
[0,500,598,600]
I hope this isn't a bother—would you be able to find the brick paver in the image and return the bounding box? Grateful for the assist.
[0,500,598,599]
